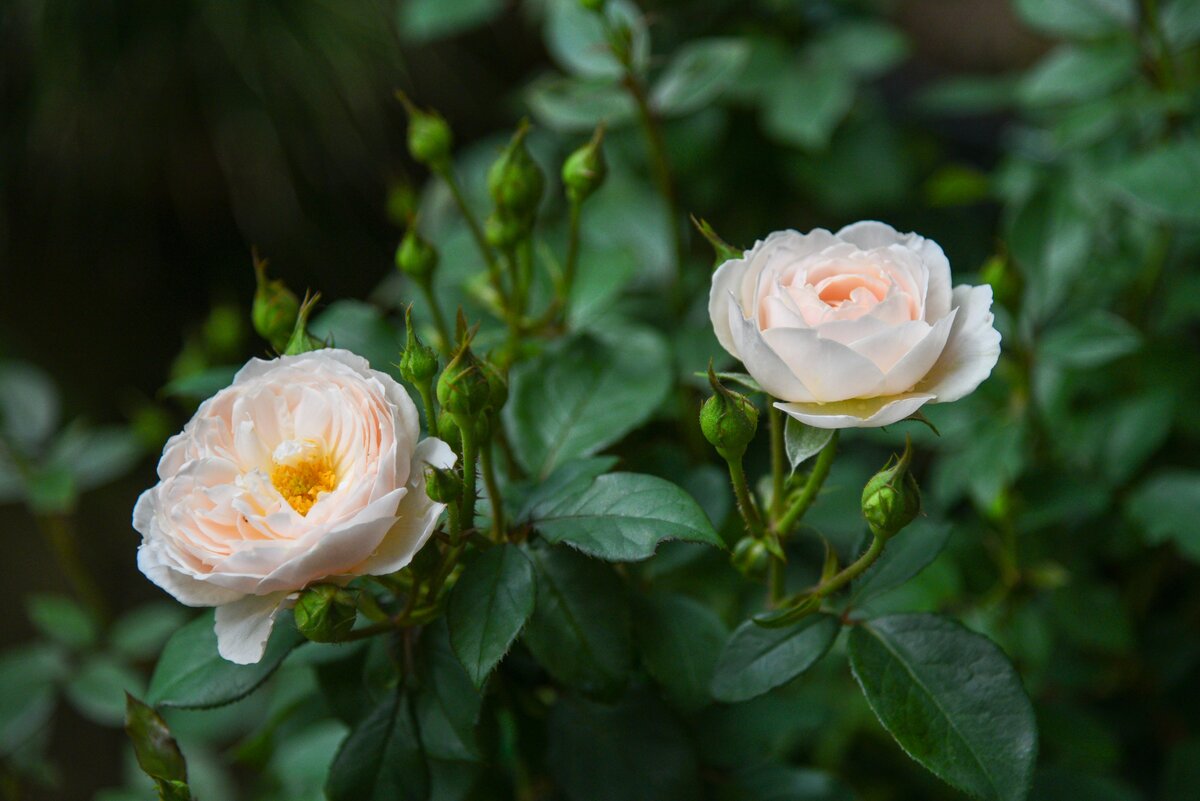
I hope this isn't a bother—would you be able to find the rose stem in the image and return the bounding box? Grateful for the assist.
[479,437,505,541]
[433,164,509,310]
[559,199,583,322]
[456,414,480,536]
[768,403,786,521]
[726,456,765,538]
[774,432,839,537]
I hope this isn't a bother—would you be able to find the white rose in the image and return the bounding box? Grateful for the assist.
[133,349,455,664]
[709,221,1001,428]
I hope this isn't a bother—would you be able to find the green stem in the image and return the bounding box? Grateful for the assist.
[561,200,583,317]
[415,377,438,437]
[817,534,886,600]
[435,165,508,306]
[769,404,785,520]
[726,457,765,537]
[774,432,839,537]
[480,435,505,541]
[457,414,479,535]
[418,282,452,356]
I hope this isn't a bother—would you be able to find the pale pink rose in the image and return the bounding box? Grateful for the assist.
[709,221,1001,428]
[133,349,454,664]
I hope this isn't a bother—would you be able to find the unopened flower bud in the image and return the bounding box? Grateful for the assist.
[861,438,921,539]
[484,212,525,252]
[700,366,759,461]
[731,537,770,581]
[482,359,508,413]
[487,121,544,222]
[283,292,324,356]
[397,93,453,169]
[425,466,462,504]
[398,307,438,384]
[252,256,300,351]
[386,182,418,227]
[562,124,607,204]
[293,584,358,643]
[437,411,462,452]
[395,228,438,285]
[437,338,493,419]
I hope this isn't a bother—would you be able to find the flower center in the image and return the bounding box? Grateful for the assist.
[269,439,336,516]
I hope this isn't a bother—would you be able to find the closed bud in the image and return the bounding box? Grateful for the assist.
[252,255,300,351]
[487,121,545,222]
[437,338,493,419]
[425,466,462,504]
[731,537,770,581]
[861,437,921,539]
[700,365,759,461]
[482,358,508,413]
[293,584,358,643]
[562,124,607,204]
[397,93,453,169]
[395,228,438,284]
[398,306,438,384]
[484,212,525,252]
[437,411,462,452]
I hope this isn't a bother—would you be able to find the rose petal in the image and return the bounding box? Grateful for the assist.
[728,301,817,402]
[877,310,957,395]
[709,258,748,357]
[214,592,291,665]
[759,326,885,402]
[918,285,1001,403]
[775,393,935,429]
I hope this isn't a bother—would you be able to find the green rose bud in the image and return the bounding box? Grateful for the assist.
[562,124,607,204]
[481,358,508,413]
[293,584,359,643]
[397,92,453,169]
[487,120,545,222]
[700,365,759,461]
[484,211,525,252]
[437,337,493,419]
[861,438,921,539]
[398,306,438,384]
[252,256,300,351]
[437,410,462,452]
[425,466,462,504]
[283,292,324,356]
[386,182,418,227]
[731,537,770,581]
[395,228,438,285]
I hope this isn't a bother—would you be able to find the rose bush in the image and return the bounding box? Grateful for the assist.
[709,221,1001,428]
[133,349,454,664]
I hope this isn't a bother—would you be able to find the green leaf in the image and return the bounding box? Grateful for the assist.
[729,764,856,801]
[397,0,503,42]
[1126,470,1200,560]
[811,21,908,78]
[1039,311,1141,368]
[849,520,952,608]
[762,62,854,150]
[691,371,762,393]
[526,76,637,133]
[161,365,238,401]
[0,644,68,754]
[110,603,190,661]
[47,424,142,492]
[633,593,727,711]
[784,418,834,473]
[0,361,60,450]
[710,614,840,703]
[547,689,700,801]
[26,593,98,650]
[1017,43,1137,106]
[309,301,402,375]
[522,547,632,697]
[650,39,749,117]
[544,0,648,80]
[1106,139,1200,222]
[325,689,427,801]
[125,694,189,789]
[504,330,671,479]
[447,544,536,688]
[415,618,483,761]
[531,472,723,561]
[848,613,1037,801]
[147,611,303,709]
[1013,0,1135,37]
[67,656,146,726]
[1008,185,1091,323]
[513,456,619,523]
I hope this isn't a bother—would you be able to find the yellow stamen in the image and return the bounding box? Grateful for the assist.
[270,444,336,516]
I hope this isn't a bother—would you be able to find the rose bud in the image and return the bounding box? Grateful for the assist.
[398,307,438,385]
[293,584,359,643]
[487,121,545,223]
[397,92,453,169]
[709,222,1001,428]
[562,124,607,204]
[395,228,439,285]
[484,211,524,251]
[425,466,463,504]
[700,366,759,462]
[283,292,325,356]
[861,438,921,539]
[437,340,493,420]
[437,410,462,452]
[252,257,300,352]
[731,537,770,581]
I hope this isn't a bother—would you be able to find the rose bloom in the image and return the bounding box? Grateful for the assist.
[709,221,1001,428]
[133,349,454,664]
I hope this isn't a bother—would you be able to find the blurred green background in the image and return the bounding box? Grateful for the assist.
[3,0,1200,798]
